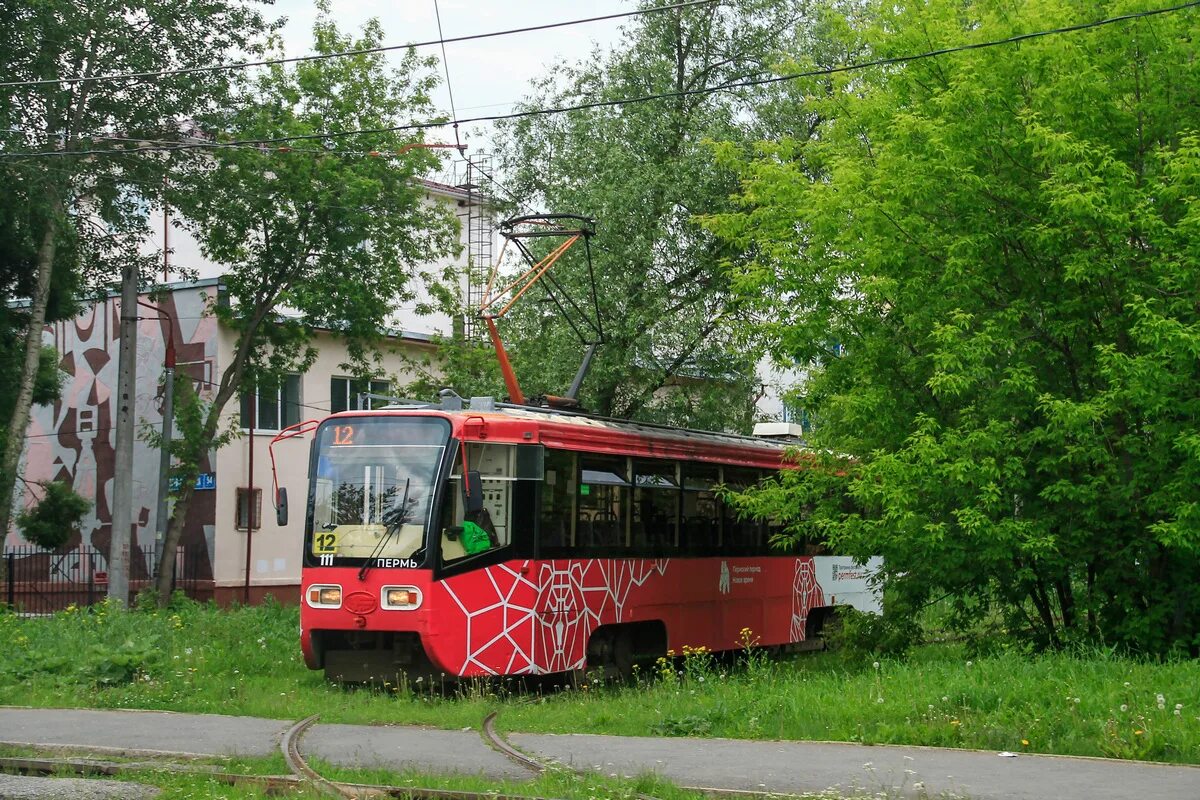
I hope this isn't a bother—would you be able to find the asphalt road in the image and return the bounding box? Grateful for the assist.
[0,707,1196,799]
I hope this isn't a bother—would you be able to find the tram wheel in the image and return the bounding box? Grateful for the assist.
[587,627,634,683]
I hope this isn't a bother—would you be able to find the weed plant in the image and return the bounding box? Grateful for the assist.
[1,598,1198,764]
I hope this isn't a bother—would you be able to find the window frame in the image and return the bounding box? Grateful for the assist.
[235,487,262,531]
[240,374,302,432]
[330,376,392,414]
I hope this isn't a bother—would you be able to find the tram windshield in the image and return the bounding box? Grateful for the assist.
[306,416,450,565]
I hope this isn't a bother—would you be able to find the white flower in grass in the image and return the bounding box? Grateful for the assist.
[1120,704,1129,712]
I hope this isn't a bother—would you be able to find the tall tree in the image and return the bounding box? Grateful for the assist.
[708,0,1200,653]
[486,0,821,431]
[0,0,272,575]
[157,11,459,600]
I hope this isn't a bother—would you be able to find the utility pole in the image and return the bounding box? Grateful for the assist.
[243,389,255,604]
[136,298,175,581]
[109,263,137,607]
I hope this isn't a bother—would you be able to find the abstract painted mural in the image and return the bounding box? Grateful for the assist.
[11,283,221,581]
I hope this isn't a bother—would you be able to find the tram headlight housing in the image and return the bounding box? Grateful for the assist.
[306,585,342,608]
[382,586,422,610]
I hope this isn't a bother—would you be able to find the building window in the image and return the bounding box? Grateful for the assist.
[240,375,301,431]
[330,377,392,413]
[235,487,262,531]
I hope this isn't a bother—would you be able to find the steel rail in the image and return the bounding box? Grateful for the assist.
[482,711,546,773]
[281,714,355,798]
[481,712,662,800]
[0,752,558,800]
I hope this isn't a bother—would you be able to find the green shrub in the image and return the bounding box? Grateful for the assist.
[825,606,920,662]
[15,480,90,549]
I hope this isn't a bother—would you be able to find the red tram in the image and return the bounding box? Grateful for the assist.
[288,401,881,682]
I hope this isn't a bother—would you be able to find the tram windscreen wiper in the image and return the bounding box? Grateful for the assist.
[358,478,410,582]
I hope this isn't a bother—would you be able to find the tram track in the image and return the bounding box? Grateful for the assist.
[0,711,677,800]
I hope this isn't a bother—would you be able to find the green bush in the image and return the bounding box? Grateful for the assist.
[15,480,90,549]
[825,606,920,662]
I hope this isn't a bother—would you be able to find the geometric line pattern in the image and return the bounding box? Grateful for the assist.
[441,558,670,676]
[790,556,825,642]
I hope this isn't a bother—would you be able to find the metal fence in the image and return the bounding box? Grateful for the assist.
[3,545,209,614]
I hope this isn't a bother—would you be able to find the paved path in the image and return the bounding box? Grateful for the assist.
[0,707,1197,799]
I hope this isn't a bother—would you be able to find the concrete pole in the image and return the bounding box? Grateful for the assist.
[243,389,255,604]
[109,263,137,607]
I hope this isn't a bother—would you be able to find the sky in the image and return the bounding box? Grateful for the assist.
[272,0,633,163]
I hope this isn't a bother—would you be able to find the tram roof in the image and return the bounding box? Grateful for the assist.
[331,401,803,467]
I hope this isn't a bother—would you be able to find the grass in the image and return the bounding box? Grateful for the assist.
[2,598,1198,764]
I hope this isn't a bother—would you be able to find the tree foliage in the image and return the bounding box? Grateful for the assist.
[154,9,459,600]
[0,0,274,563]
[488,0,828,430]
[708,0,1200,654]
[15,480,91,550]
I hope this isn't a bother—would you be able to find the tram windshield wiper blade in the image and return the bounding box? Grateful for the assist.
[358,478,410,582]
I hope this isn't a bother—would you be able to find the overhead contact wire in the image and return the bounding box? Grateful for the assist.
[0,0,721,89]
[3,1,1196,159]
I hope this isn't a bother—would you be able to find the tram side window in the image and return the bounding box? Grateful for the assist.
[722,467,765,555]
[682,464,722,554]
[540,449,575,552]
[633,459,680,554]
[577,455,629,550]
[441,443,540,563]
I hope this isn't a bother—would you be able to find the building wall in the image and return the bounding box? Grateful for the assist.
[209,324,435,599]
[13,281,222,581]
[11,280,437,605]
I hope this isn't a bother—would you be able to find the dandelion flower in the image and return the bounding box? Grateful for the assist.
[1021,739,1029,746]
[873,661,880,670]
[1120,704,1128,712]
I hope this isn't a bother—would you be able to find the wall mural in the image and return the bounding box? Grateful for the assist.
[11,286,219,583]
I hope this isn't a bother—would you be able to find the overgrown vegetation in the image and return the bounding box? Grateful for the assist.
[707,0,1200,655]
[2,600,1197,764]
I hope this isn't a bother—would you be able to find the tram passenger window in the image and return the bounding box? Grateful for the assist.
[721,467,764,554]
[633,459,679,553]
[577,456,629,550]
[539,449,575,552]
[442,443,541,563]
[682,464,721,554]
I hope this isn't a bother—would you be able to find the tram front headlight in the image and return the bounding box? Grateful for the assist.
[306,585,342,608]
[383,586,422,610]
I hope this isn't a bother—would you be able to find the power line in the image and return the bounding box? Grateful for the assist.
[0,0,720,90]
[2,0,1195,161]
[432,0,462,151]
